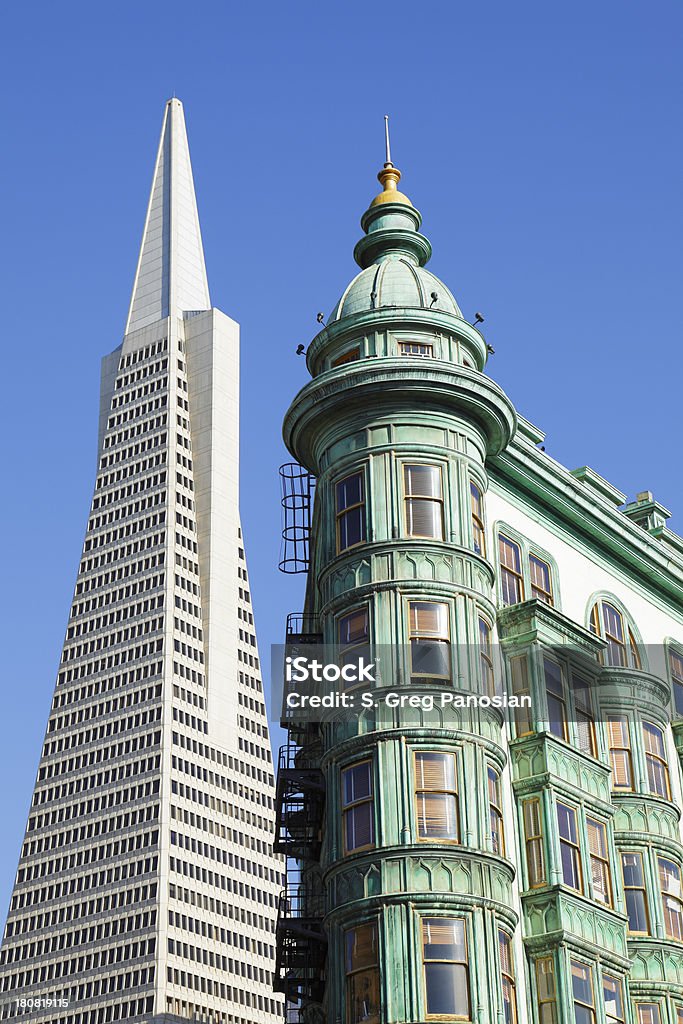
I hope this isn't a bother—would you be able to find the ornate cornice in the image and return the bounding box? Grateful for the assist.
[284,361,516,471]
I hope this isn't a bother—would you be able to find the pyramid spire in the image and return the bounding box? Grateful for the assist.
[125,98,211,334]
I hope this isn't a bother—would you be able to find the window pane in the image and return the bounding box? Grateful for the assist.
[561,843,581,889]
[610,750,632,789]
[500,536,521,572]
[346,923,377,972]
[659,858,681,898]
[470,482,483,518]
[424,963,469,1017]
[524,799,541,836]
[576,712,595,756]
[571,960,593,1005]
[404,465,442,498]
[586,818,607,858]
[643,723,665,757]
[337,473,363,511]
[607,716,629,747]
[406,498,443,539]
[602,603,624,642]
[530,554,552,603]
[647,757,669,798]
[544,659,563,696]
[536,957,557,1024]
[410,602,448,637]
[671,650,683,683]
[412,639,450,678]
[625,890,649,933]
[637,1006,661,1024]
[422,918,466,959]
[339,609,369,645]
[332,347,361,367]
[339,507,365,550]
[547,694,566,739]
[558,803,581,890]
[417,793,459,840]
[557,804,577,842]
[345,802,373,850]
[343,763,372,805]
[622,852,644,887]
[347,968,379,1023]
[422,917,470,1016]
[416,751,455,791]
[659,858,683,941]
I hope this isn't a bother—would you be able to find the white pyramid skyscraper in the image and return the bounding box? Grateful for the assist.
[0,99,284,1024]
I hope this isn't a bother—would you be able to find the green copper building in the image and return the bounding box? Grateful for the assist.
[274,145,683,1024]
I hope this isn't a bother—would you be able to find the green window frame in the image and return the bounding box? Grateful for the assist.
[345,921,380,1024]
[544,657,567,741]
[535,956,557,1024]
[557,801,583,893]
[409,601,451,680]
[403,464,444,540]
[606,715,633,790]
[488,764,505,856]
[421,917,470,1019]
[336,470,366,553]
[589,600,641,668]
[338,606,370,684]
[498,930,517,1024]
[658,856,683,941]
[479,616,494,696]
[670,646,683,717]
[603,975,624,1024]
[341,760,375,854]
[621,851,650,934]
[414,750,459,842]
[642,722,670,799]
[570,959,595,1024]
[523,798,546,887]
[636,1005,662,1024]
[586,816,612,907]
[497,527,557,608]
[470,481,486,557]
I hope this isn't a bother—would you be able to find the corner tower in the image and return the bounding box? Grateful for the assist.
[0,99,284,1024]
[277,141,517,1022]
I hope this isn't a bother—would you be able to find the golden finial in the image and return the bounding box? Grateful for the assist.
[370,115,414,208]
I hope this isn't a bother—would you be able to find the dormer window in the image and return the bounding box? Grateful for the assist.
[400,340,433,358]
[332,347,361,368]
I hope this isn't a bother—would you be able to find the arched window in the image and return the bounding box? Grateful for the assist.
[589,600,641,668]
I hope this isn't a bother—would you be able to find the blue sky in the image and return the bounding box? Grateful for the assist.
[0,0,681,926]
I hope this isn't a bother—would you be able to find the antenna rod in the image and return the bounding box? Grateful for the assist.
[384,115,392,165]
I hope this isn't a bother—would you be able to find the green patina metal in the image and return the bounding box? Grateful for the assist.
[276,154,683,1024]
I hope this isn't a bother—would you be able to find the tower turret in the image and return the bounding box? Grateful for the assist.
[278,138,518,1024]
